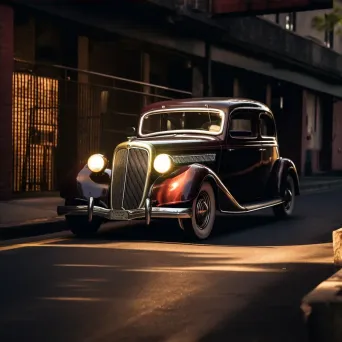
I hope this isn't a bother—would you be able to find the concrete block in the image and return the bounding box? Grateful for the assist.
[301,269,342,342]
[333,228,342,266]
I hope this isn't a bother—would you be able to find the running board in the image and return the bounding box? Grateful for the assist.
[219,198,283,215]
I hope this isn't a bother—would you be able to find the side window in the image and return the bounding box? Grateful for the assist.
[229,111,258,139]
[260,113,276,138]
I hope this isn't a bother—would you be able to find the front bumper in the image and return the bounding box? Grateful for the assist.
[57,202,192,222]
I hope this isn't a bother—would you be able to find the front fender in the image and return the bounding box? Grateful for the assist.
[60,165,111,207]
[150,164,244,211]
[268,158,300,197]
[150,164,207,207]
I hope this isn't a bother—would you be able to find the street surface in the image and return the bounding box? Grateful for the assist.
[0,189,341,342]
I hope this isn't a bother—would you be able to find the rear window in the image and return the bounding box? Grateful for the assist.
[229,112,258,139]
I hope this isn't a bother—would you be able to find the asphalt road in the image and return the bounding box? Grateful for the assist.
[0,189,341,342]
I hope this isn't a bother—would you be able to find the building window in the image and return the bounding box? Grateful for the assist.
[285,12,296,31]
[12,73,59,192]
[324,14,334,48]
[275,13,280,24]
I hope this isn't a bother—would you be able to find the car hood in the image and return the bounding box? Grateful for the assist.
[131,134,222,154]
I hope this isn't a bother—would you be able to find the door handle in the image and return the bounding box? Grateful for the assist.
[259,148,266,151]
[228,148,235,152]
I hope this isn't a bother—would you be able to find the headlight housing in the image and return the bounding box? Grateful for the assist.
[87,154,107,173]
[153,154,173,174]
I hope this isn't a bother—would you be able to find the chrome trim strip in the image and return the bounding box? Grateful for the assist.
[152,207,192,219]
[110,146,120,210]
[58,205,110,217]
[171,153,216,165]
[57,205,192,220]
[88,197,94,222]
[218,200,284,215]
[145,198,152,225]
[121,147,130,209]
[138,107,226,137]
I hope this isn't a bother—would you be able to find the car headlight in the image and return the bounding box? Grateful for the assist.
[153,154,173,174]
[87,154,107,173]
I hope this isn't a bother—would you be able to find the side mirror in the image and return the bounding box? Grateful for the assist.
[126,127,137,140]
[126,126,136,135]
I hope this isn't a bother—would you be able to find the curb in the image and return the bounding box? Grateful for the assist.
[301,267,342,342]
[0,217,67,240]
[301,182,342,195]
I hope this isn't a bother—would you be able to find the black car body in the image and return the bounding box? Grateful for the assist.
[57,98,300,240]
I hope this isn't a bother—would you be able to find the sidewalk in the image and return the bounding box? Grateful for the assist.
[0,176,341,235]
[0,197,64,229]
[300,176,342,193]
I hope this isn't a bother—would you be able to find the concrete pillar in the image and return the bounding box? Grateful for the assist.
[141,52,150,106]
[301,90,309,176]
[192,66,203,97]
[233,78,240,97]
[266,83,272,107]
[332,100,342,171]
[14,16,35,61]
[78,36,89,83]
[0,5,14,200]
[204,43,212,96]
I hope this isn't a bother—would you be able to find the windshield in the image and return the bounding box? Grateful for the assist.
[140,110,224,136]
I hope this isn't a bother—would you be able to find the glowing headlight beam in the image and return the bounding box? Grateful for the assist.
[87,154,106,173]
[153,154,172,174]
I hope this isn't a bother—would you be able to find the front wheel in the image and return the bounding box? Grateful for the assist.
[179,182,216,240]
[66,216,102,238]
[273,175,295,218]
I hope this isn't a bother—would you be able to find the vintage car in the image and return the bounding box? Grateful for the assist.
[57,97,300,240]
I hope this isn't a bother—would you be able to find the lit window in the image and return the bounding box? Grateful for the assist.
[285,12,296,31]
[324,14,334,48]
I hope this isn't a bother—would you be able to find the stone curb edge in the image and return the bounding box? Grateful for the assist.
[0,218,66,240]
[301,183,342,195]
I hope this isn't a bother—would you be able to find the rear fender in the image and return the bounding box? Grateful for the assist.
[150,164,245,211]
[268,158,300,197]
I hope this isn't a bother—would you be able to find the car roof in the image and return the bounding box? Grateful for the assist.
[141,97,272,115]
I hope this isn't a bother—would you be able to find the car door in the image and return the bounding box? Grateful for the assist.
[259,112,279,198]
[219,108,263,204]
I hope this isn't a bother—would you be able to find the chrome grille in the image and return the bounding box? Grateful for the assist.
[111,147,149,210]
[111,149,128,209]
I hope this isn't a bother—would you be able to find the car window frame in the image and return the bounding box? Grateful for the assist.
[138,107,226,137]
[227,107,260,141]
[259,111,277,141]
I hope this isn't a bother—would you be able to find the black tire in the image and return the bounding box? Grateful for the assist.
[66,216,102,238]
[273,174,295,218]
[179,182,216,240]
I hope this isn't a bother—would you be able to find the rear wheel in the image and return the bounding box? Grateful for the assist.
[66,216,102,238]
[273,175,295,218]
[179,182,216,240]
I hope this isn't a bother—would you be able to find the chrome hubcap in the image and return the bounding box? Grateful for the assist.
[195,191,211,230]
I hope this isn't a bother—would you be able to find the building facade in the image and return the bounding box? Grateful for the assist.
[263,1,342,172]
[0,0,342,199]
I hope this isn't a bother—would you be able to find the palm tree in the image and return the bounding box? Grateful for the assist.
[311,3,342,36]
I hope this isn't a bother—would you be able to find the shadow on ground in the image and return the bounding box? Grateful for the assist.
[90,211,335,247]
[0,238,336,342]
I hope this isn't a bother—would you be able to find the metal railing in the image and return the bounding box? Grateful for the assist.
[12,59,192,193]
